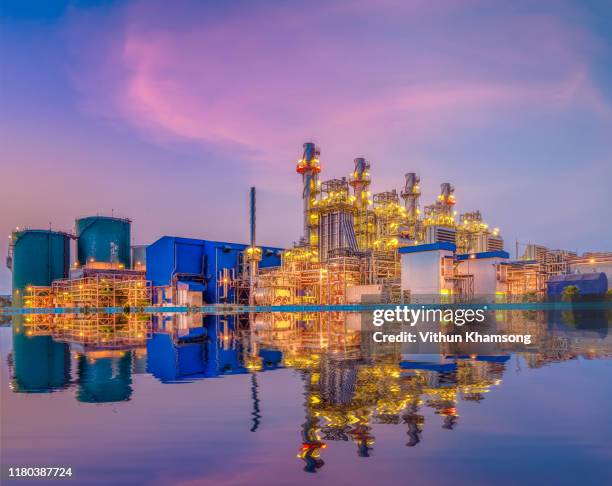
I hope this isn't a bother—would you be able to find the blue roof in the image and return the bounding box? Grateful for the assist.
[548,273,606,283]
[398,241,456,254]
[456,250,510,260]
[152,235,284,252]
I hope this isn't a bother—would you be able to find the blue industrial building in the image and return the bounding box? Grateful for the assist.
[146,236,283,304]
[547,272,608,297]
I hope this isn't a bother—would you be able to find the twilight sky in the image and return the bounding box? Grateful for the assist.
[1,0,611,293]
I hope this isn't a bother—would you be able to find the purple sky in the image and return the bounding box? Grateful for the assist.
[1,0,611,293]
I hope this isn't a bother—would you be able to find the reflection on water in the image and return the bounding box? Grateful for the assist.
[9,326,70,393]
[2,309,611,484]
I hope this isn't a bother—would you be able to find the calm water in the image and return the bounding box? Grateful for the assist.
[1,311,611,486]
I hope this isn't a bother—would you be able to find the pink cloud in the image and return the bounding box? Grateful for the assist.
[66,0,609,167]
[61,0,612,205]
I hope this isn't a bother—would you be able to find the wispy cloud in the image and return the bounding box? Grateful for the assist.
[68,0,611,165]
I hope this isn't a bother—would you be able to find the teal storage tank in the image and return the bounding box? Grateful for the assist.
[9,229,71,298]
[76,216,131,267]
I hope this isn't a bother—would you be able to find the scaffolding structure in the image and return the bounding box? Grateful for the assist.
[423,183,456,228]
[509,244,584,296]
[24,269,151,309]
[507,261,547,296]
[372,190,406,250]
[255,255,363,306]
[456,210,502,254]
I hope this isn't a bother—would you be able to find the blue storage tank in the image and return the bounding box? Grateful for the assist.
[547,272,608,297]
[146,236,283,304]
[9,229,71,298]
[76,216,131,267]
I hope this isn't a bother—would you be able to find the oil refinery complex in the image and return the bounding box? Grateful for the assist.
[6,142,611,310]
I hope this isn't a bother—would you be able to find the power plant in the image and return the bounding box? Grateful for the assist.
[5,141,611,309]
[238,142,608,305]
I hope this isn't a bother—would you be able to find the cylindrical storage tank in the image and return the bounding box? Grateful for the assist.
[10,229,71,298]
[131,245,147,270]
[76,216,131,268]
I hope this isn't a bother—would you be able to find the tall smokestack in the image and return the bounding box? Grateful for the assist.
[401,172,420,222]
[350,158,370,207]
[296,142,321,246]
[250,187,256,248]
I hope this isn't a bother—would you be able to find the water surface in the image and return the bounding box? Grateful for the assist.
[1,311,611,485]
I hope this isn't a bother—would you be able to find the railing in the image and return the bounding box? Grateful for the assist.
[2,300,611,316]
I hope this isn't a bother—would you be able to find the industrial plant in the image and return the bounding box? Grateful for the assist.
[6,142,611,310]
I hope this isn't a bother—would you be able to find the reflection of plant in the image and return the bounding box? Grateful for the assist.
[521,291,538,303]
[561,285,580,302]
[520,291,539,319]
[561,310,576,326]
[559,286,583,327]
